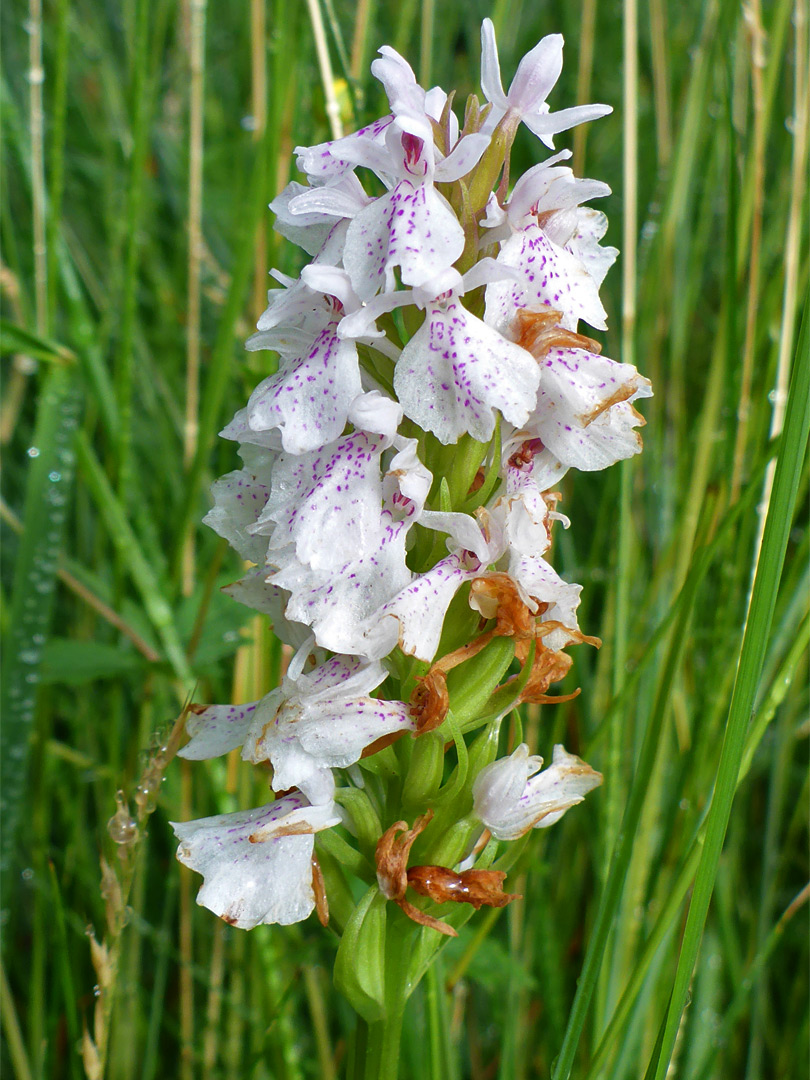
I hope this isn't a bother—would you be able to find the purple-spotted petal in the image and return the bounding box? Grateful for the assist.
[485,224,608,333]
[272,518,413,657]
[179,699,265,760]
[530,346,652,470]
[374,551,481,660]
[203,468,271,563]
[245,324,362,454]
[344,181,464,300]
[243,683,415,799]
[394,297,540,444]
[565,208,618,288]
[254,428,391,570]
[295,115,394,180]
[172,793,339,929]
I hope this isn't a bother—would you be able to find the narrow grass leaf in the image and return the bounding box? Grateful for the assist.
[0,363,81,901]
[649,297,810,1080]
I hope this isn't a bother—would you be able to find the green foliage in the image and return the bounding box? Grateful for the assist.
[1,1,807,1078]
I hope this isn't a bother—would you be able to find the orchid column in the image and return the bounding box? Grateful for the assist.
[172,19,651,1076]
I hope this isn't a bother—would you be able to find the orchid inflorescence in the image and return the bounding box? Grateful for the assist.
[172,18,651,1006]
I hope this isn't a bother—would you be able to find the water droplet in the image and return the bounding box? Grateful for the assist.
[48,471,61,482]
[240,115,257,131]
[93,984,101,998]
[21,867,34,881]
[107,791,137,845]
[27,446,40,458]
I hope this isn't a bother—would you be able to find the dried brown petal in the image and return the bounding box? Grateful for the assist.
[515,636,574,702]
[467,467,486,495]
[514,308,602,359]
[361,730,407,757]
[311,856,329,927]
[470,574,535,639]
[395,896,457,937]
[409,670,450,736]
[375,810,434,901]
[407,865,521,910]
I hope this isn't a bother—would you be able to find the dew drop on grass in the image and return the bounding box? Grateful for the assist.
[107,791,137,845]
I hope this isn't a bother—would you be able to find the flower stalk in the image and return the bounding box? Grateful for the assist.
[172,18,651,1071]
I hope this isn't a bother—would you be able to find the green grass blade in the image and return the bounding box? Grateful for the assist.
[0,362,82,905]
[648,294,810,1080]
[74,432,194,688]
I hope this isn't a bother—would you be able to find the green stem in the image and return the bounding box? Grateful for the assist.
[364,1009,405,1080]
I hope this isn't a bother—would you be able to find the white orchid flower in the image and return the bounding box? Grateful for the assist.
[472,743,602,841]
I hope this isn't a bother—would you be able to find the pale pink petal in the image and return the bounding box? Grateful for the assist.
[371,47,430,136]
[221,571,313,647]
[270,182,337,255]
[507,35,564,115]
[480,19,508,111]
[434,133,490,182]
[522,102,612,143]
[287,173,371,220]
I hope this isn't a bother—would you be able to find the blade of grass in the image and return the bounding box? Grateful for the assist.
[0,362,82,907]
[115,0,153,498]
[583,605,808,1078]
[647,295,809,1080]
[181,0,207,599]
[172,117,275,583]
[0,957,34,1080]
[551,527,706,1080]
[45,0,69,322]
[28,0,47,333]
[74,431,194,688]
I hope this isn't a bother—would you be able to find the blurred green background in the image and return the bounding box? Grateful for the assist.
[1,0,807,1077]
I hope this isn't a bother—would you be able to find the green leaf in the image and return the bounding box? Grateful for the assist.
[334,886,388,1023]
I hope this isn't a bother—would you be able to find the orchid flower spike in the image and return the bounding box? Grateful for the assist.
[174,19,649,960]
